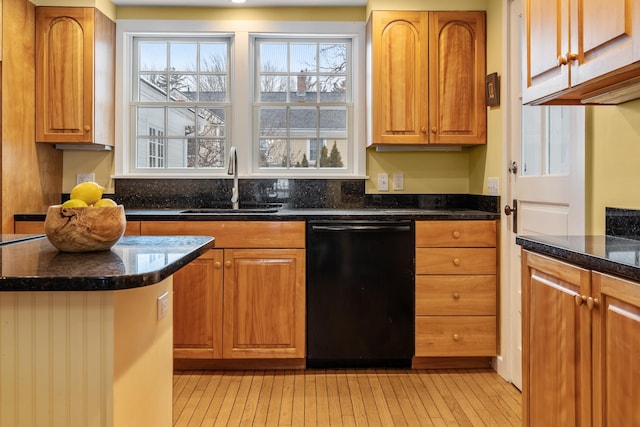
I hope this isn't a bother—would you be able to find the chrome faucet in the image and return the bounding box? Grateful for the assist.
[227,146,239,210]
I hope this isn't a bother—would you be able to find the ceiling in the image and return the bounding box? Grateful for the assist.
[112,0,367,7]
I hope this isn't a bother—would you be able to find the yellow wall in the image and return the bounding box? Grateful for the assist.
[55,0,503,197]
[586,99,640,234]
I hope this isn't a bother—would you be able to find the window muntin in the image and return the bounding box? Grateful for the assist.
[131,38,230,171]
[254,39,351,171]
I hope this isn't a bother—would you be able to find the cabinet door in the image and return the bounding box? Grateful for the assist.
[591,272,640,427]
[370,11,429,145]
[571,0,640,88]
[521,251,592,427]
[522,0,571,104]
[36,7,94,143]
[173,249,223,359]
[429,11,486,145]
[223,249,305,359]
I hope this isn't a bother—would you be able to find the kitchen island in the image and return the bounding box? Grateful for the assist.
[0,235,214,427]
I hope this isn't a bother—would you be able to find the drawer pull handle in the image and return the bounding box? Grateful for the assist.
[575,294,586,306]
[587,297,599,310]
[224,260,232,268]
[452,231,460,239]
[452,334,460,341]
[453,258,460,266]
[214,261,222,269]
[452,292,460,300]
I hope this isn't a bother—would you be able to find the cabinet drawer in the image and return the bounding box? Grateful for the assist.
[416,220,496,247]
[415,316,496,357]
[416,275,496,315]
[141,221,305,248]
[416,248,496,275]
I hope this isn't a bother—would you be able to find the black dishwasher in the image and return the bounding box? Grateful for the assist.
[306,220,414,368]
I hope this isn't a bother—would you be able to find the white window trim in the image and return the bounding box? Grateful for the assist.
[115,19,367,179]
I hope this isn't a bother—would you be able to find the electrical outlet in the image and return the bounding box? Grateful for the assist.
[392,173,404,191]
[157,292,169,320]
[488,177,499,196]
[377,173,389,191]
[76,173,95,185]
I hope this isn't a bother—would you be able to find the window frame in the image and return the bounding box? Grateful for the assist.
[115,19,366,179]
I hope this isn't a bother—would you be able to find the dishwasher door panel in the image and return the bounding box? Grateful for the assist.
[306,221,415,368]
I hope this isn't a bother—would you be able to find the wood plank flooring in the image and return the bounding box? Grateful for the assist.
[173,369,521,426]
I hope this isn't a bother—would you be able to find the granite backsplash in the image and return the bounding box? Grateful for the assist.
[95,178,502,213]
[606,207,640,240]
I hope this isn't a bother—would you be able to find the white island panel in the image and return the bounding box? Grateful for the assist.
[0,277,173,427]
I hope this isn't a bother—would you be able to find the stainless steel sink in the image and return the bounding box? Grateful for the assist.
[180,204,282,214]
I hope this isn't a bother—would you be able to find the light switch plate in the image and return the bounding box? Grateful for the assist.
[393,173,404,191]
[488,177,499,196]
[157,291,169,320]
[377,173,389,191]
[76,173,95,185]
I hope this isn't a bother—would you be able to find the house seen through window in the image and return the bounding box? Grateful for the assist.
[254,39,351,171]
[133,38,230,171]
[122,21,362,177]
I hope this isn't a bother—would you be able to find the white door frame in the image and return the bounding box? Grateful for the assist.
[496,0,585,389]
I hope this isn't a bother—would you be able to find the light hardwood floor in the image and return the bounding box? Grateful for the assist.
[173,368,521,426]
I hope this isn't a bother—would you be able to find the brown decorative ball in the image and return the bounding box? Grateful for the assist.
[44,205,126,252]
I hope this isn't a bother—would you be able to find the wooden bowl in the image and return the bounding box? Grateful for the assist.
[44,205,127,252]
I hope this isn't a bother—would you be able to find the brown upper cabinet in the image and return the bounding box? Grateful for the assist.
[35,7,115,147]
[368,10,487,146]
[523,0,640,105]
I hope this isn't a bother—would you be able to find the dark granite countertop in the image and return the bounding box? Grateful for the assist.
[0,235,215,292]
[15,207,500,222]
[516,235,640,283]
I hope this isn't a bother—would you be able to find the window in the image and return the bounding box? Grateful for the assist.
[131,37,230,172]
[117,20,365,178]
[254,38,350,171]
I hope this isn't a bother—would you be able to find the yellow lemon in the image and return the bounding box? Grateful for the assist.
[70,182,105,205]
[94,198,118,207]
[61,198,89,208]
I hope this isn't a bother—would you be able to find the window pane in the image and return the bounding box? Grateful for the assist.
[260,76,288,102]
[259,138,288,167]
[170,75,197,99]
[259,107,287,138]
[136,137,166,168]
[200,43,227,72]
[260,43,287,72]
[319,43,347,74]
[137,107,165,136]
[198,108,225,137]
[199,76,227,101]
[548,106,569,175]
[521,105,542,176]
[290,75,317,102]
[319,76,346,102]
[196,138,225,168]
[139,41,167,72]
[167,107,196,137]
[319,139,346,168]
[138,76,168,101]
[290,43,316,73]
[170,42,197,72]
[290,107,317,139]
[319,107,347,138]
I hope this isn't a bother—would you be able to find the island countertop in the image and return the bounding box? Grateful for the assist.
[0,234,215,291]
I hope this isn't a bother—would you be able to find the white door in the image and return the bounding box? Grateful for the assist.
[500,0,585,391]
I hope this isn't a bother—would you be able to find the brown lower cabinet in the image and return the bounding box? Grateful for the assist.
[414,220,498,363]
[141,221,306,361]
[522,250,640,427]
